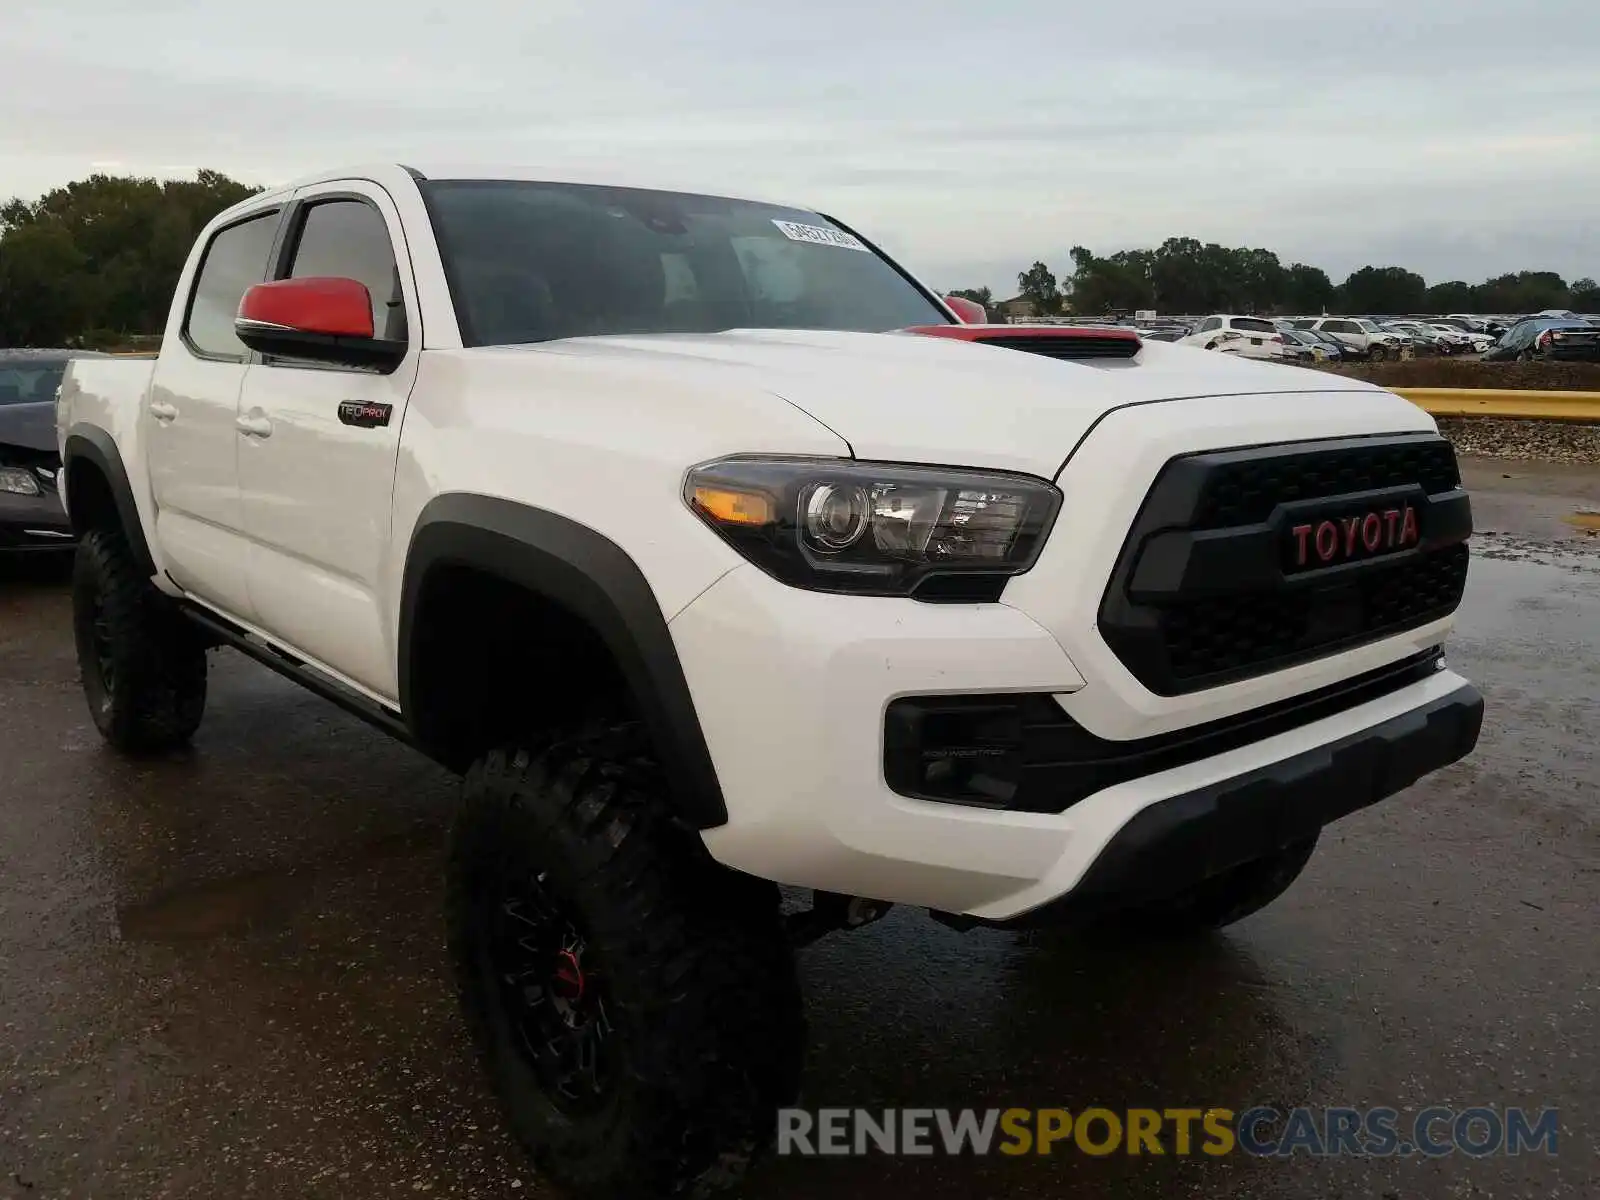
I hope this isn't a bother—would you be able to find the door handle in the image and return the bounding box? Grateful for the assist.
[149,400,179,422]
[236,414,273,438]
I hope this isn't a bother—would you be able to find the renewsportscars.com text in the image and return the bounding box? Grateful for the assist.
[777,1106,1559,1159]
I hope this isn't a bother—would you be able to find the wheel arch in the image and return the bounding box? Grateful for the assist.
[398,494,728,829]
[61,425,156,578]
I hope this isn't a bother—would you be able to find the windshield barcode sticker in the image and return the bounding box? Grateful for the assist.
[771,220,868,251]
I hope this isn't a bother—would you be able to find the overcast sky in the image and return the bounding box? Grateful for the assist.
[4,0,1596,296]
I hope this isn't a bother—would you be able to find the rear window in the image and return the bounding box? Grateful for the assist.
[1231,318,1278,334]
[0,362,66,406]
[421,179,949,346]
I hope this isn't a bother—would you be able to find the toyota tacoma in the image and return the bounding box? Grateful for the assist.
[57,164,1483,1197]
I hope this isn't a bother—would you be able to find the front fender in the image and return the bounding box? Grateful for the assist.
[398,494,728,828]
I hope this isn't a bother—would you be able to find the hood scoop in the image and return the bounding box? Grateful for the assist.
[906,323,1143,361]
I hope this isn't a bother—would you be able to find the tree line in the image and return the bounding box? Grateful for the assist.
[949,239,1599,320]
[1,170,262,348]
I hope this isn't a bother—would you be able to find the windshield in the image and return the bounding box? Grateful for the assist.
[421,180,950,346]
[0,362,66,407]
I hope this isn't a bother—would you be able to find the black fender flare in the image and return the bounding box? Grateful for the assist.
[398,494,728,829]
[62,424,157,578]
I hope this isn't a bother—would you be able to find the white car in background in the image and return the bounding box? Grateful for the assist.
[1422,323,1495,353]
[1294,317,1406,361]
[1179,314,1291,361]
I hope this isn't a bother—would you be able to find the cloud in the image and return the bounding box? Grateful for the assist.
[3,0,1597,295]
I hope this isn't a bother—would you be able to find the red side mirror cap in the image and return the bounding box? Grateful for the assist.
[233,277,405,371]
[237,277,375,339]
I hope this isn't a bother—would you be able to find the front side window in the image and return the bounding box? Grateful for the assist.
[285,200,407,341]
[422,180,949,346]
[185,211,281,359]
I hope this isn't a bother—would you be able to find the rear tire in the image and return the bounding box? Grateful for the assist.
[71,526,207,753]
[1124,835,1318,934]
[1367,345,1388,362]
[448,724,805,1198]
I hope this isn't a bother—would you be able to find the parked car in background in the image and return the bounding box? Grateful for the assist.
[1384,321,1471,355]
[1377,322,1433,354]
[1278,329,1335,361]
[1482,319,1600,362]
[1,349,108,554]
[1421,323,1494,353]
[1294,318,1406,361]
[1178,314,1290,360]
[1443,315,1509,338]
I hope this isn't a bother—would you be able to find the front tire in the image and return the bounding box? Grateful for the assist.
[72,526,207,753]
[448,725,805,1198]
[1367,345,1388,362]
[1126,835,1318,934]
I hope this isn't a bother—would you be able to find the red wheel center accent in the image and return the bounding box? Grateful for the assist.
[553,949,585,1002]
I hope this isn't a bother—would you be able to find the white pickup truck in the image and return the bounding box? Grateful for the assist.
[58,163,1483,1197]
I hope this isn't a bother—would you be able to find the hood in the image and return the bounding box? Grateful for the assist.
[516,329,1389,477]
[0,401,60,457]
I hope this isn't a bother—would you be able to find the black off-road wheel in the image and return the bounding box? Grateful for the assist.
[448,725,805,1198]
[72,526,207,754]
[1125,835,1319,934]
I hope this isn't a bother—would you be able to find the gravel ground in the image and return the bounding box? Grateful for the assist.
[1439,418,1600,465]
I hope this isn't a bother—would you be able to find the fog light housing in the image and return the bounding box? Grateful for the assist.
[0,467,41,497]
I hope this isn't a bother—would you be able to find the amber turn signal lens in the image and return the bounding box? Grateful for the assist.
[692,485,775,526]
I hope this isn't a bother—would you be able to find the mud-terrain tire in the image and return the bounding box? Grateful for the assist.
[72,526,207,753]
[1127,835,1319,934]
[448,724,805,1198]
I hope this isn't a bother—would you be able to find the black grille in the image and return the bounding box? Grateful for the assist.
[1163,544,1468,682]
[1193,438,1460,528]
[972,334,1141,361]
[1099,434,1471,695]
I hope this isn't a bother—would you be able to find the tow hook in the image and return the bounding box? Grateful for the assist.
[786,891,893,947]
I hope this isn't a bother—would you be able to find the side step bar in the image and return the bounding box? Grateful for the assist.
[179,601,417,749]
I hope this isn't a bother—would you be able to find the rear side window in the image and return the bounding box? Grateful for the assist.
[185,211,281,359]
[284,200,407,341]
[1232,317,1277,333]
[0,362,65,406]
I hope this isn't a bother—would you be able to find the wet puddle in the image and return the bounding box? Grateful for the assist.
[116,827,439,942]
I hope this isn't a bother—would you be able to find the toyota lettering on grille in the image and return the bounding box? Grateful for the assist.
[1290,505,1419,570]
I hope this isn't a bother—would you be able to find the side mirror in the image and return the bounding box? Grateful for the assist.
[235,277,406,371]
[943,295,989,324]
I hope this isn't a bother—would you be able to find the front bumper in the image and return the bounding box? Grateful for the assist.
[672,562,1478,921]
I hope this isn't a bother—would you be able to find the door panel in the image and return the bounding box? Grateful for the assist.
[146,208,281,620]
[236,186,421,699]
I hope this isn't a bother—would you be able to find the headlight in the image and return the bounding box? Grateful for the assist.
[0,467,41,496]
[685,457,1061,599]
